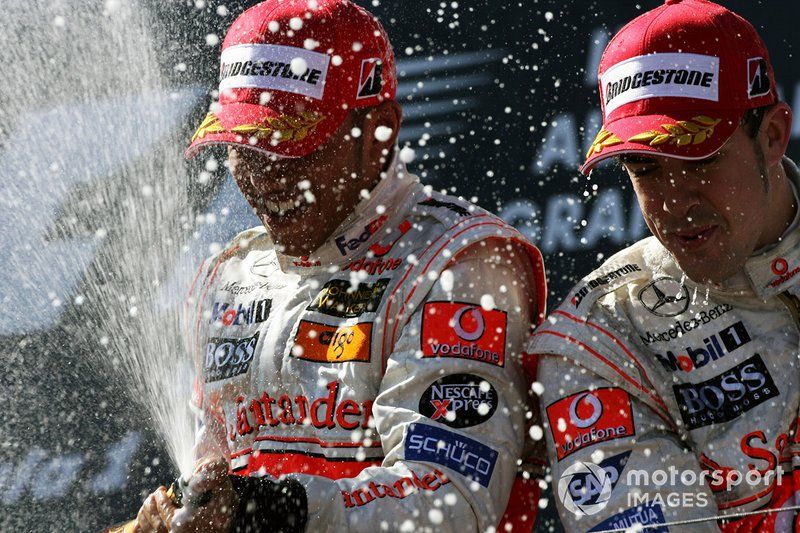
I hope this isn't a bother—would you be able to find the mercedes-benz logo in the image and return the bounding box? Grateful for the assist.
[637,277,689,317]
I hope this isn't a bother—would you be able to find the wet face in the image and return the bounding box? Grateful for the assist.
[622,127,771,284]
[226,102,401,257]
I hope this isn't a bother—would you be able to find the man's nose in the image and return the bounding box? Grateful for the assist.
[661,176,701,218]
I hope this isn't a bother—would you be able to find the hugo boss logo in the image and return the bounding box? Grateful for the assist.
[204,331,260,382]
[418,374,498,428]
[673,353,779,430]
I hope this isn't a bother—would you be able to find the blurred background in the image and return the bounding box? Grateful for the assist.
[1,0,798,530]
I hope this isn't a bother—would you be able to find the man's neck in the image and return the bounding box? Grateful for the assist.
[757,160,797,250]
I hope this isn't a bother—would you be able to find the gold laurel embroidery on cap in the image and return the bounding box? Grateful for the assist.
[191,111,325,144]
[191,112,224,142]
[586,128,623,158]
[627,116,722,147]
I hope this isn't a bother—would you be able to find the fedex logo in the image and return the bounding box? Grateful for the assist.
[334,215,388,256]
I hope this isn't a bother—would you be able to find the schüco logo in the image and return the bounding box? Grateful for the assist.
[654,321,750,373]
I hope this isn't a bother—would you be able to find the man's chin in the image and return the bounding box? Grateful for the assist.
[672,254,740,285]
[259,212,328,257]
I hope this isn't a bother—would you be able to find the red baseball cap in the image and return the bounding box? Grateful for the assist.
[582,0,778,175]
[186,0,397,159]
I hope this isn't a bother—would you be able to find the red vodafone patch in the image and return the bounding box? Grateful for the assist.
[421,302,507,367]
[546,388,634,461]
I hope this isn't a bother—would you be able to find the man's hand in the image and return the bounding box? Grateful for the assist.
[171,457,237,533]
[133,457,236,533]
[133,485,177,533]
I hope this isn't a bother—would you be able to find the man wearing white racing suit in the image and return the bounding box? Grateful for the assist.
[133,1,547,531]
[528,1,800,531]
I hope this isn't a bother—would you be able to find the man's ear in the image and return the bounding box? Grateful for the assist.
[760,102,793,168]
[358,100,403,173]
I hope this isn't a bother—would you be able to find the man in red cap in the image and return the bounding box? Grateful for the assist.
[133,0,547,531]
[528,0,799,531]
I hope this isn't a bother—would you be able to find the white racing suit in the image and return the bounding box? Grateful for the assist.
[185,157,547,532]
[528,158,800,532]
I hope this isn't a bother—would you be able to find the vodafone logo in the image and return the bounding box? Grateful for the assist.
[569,392,603,429]
[771,257,788,276]
[546,388,634,461]
[453,306,485,342]
[421,301,508,367]
[769,256,800,287]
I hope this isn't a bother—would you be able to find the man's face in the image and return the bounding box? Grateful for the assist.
[226,113,365,256]
[622,126,770,284]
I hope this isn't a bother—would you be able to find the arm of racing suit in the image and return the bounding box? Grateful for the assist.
[538,355,720,532]
[291,243,536,532]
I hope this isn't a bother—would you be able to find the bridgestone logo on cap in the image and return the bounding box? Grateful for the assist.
[601,53,719,116]
[219,44,330,100]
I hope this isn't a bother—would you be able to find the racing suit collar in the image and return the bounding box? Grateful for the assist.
[693,156,800,299]
[275,149,418,274]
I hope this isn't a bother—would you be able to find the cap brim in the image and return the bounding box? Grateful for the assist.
[580,110,743,175]
[185,101,348,160]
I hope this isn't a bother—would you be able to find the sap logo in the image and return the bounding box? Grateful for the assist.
[334,215,388,256]
[210,299,271,327]
[674,354,779,430]
[204,332,260,382]
[405,423,498,487]
[655,321,750,373]
[566,452,630,507]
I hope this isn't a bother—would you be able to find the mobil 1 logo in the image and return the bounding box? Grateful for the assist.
[673,354,778,430]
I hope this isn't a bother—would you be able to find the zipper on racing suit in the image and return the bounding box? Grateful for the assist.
[778,292,800,327]
[776,291,800,528]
